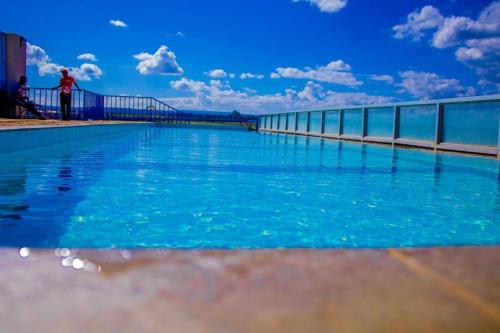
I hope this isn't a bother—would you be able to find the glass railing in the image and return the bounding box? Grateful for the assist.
[258,95,500,156]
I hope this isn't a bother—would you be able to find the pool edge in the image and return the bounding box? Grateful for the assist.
[1,246,499,332]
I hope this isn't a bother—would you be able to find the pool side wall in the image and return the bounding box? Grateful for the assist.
[258,95,500,158]
[0,123,153,154]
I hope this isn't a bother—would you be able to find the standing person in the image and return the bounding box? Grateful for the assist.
[52,69,81,121]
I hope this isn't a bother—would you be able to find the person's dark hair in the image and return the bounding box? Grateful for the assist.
[19,75,27,84]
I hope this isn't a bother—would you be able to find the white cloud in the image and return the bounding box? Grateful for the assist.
[431,2,500,49]
[27,43,103,81]
[36,62,103,82]
[292,0,347,13]
[455,43,485,61]
[170,77,209,92]
[133,45,183,75]
[394,2,500,88]
[167,77,390,113]
[166,31,186,38]
[456,37,500,63]
[368,74,394,84]
[37,62,63,76]
[70,63,103,81]
[393,6,444,41]
[432,1,500,85]
[396,70,475,99]
[271,60,361,86]
[27,43,50,65]
[240,72,264,79]
[76,53,98,62]
[110,19,127,28]
[243,87,257,94]
[431,16,473,49]
[204,69,229,78]
[324,59,351,71]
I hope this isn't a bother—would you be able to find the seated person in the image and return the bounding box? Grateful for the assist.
[12,76,45,120]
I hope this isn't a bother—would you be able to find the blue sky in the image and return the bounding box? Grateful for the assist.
[1,0,499,113]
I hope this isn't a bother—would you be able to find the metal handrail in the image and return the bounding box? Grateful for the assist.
[101,94,180,112]
[24,87,259,129]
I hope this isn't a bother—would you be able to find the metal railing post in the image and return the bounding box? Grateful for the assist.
[361,107,367,138]
[434,103,443,148]
[83,90,87,120]
[320,110,325,134]
[338,109,343,136]
[392,105,400,145]
[497,119,500,159]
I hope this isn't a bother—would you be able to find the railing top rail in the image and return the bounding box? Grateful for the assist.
[100,94,180,112]
[262,94,500,115]
[30,87,101,96]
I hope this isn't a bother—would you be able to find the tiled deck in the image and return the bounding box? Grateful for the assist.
[0,247,499,332]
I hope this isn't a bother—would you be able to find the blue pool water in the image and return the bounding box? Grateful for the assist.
[0,125,498,248]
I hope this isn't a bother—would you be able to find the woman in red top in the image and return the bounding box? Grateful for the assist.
[52,69,81,121]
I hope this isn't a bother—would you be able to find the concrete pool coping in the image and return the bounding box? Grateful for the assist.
[0,119,255,132]
[0,118,147,131]
[0,246,499,332]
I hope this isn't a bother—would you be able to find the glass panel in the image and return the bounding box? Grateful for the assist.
[309,111,322,133]
[265,115,271,129]
[279,114,287,130]
[271,115,279,130]
[442,101,500,146]
[342,109,362,135]
[324,110,339,135]
[262,116,266,129]
[297,112,308,132]
[287,113,296,131]
[399,105,436,141]
[367,107,393,137]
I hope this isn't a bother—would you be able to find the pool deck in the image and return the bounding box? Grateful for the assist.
[0,246,499,332]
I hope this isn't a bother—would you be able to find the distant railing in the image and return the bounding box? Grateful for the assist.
[25,88,258,129]
[28,88,180,121]
[259,94,500,157]
[102,94,179,122]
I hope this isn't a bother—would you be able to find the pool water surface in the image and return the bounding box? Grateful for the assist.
[0,126,498,248]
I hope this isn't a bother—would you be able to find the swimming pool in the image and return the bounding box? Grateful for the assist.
[0,125,498,248]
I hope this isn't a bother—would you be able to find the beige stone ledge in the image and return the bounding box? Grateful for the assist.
[0,246,499,333]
